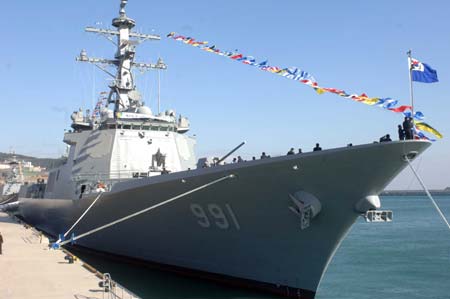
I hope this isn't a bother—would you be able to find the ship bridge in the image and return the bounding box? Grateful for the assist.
[45,0,195,200]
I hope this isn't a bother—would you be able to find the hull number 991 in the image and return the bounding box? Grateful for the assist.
[190,203,240,230]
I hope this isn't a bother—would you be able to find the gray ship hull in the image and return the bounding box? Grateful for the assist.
[19,140,430,298]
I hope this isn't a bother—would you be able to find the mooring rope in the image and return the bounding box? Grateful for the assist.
[405,156,450,231]
[58,174,234,246]
[57,192,104,243]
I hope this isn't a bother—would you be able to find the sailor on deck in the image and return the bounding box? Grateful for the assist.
[398,125,406,140]
[379,134,392,142]
[403,117,414,140]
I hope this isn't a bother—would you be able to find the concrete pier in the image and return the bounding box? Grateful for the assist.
[0,212,139,299]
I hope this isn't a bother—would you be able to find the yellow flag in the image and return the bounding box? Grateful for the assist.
[315,88,326,95]
[362,98,380,105]
[415,122,443,139]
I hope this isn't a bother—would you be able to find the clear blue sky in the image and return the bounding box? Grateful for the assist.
[1,0,449,189]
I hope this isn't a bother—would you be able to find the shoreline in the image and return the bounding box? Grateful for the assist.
[381,189,450,196]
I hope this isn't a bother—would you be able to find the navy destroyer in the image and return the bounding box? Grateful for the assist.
[18,1,431,298]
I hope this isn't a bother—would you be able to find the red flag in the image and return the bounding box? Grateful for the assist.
[389,105,411,113]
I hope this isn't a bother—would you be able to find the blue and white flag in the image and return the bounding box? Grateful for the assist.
[410,57,438,83]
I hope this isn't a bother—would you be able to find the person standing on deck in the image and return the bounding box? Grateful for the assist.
[398,125,406,140]
[403,117,413,140]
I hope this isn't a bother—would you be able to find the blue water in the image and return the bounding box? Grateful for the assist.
[317,196,450,299]
[73,196,450,298]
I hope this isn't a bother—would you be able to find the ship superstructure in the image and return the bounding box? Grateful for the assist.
[46,0,195,199]
[18,1,432,298]
[0,155,24,197]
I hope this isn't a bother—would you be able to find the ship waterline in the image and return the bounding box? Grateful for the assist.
[19,140,431,298]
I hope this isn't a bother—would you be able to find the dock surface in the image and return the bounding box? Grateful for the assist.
[0,211,137,299]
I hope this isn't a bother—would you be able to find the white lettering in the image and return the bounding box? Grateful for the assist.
[190,203,240,230]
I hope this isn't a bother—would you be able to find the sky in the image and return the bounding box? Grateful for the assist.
[1,0,449,189]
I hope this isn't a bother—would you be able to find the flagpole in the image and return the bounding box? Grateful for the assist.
[158,68,161,115]
[407,49,415,121]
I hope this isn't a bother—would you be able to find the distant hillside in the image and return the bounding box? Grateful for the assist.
[0,152,66,170]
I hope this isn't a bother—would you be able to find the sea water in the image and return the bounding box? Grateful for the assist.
[317,196,450,299]
[73,196,450,299]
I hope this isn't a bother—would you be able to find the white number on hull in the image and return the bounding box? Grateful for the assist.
[190,204,210,228]
[208,204,229,229]
[190,203,240,230]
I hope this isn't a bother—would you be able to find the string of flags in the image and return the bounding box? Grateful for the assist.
[167,32,442,140]
[92,91,108,119]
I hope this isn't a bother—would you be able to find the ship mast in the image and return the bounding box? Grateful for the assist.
[76,0,167,115]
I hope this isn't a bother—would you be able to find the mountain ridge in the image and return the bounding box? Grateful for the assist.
[0,152,66,170]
